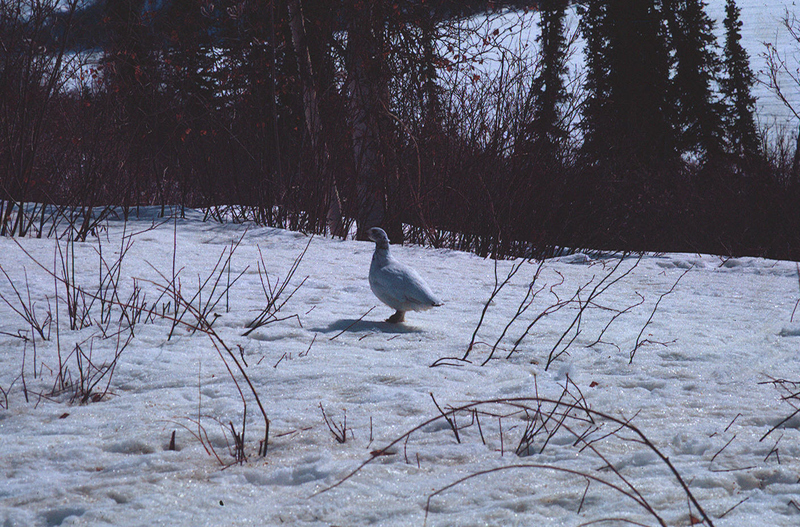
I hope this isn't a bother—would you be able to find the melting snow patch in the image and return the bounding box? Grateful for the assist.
[554,362,575,382]
[247,457,333,487]
[557,253,591,265]
[656,256,706,269]
[735,467,800,491]
[779,324,800,337]
[617,450,659,470]
[670,432,712,456]
[103,439,156,455]
[42,506,86,526]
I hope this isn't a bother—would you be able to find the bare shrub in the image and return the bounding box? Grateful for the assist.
[759,376,800,442]
[320,403,349,444]
[0,0,81,236]
[0,266,52,340]
[48,328,133,404]
[149,273,272,457]
[244,236,311,336]
[438,255,653,370]
[3,221,275,460]
[319,379,715,526]
[153,231,249,339]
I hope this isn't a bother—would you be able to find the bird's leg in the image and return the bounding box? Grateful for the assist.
[386,310,405,323]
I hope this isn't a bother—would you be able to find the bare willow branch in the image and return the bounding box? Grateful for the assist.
[629,268,688,364]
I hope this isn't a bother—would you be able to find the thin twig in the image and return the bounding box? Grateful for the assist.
[630,268,688,364]
[330,307,376,340]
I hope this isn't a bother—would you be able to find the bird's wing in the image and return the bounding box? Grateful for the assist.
[381,262,440,306]
[370,264,409,305]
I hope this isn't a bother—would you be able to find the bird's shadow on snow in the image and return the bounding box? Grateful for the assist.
[312,318,424,335]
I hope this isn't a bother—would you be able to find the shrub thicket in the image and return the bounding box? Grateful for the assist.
[1,0,798,259]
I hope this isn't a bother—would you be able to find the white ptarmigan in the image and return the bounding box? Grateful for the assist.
[367,227,443,323]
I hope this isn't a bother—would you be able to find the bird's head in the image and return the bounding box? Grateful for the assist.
[368,227,390,249]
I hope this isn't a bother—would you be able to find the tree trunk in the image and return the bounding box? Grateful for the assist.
[346,4,395,241]
[793,124,800,186]
[287,0,344,236]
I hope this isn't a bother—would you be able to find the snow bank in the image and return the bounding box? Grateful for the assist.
[1,212,800,525]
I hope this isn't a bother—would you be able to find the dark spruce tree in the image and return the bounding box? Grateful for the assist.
[511,0,571,250]
[160,0,217,107]
[721,0,760,165]
[581,0,676,174]
[521,0,569,168]
[577,0,608,168]
[102,0,154,117]
[578,0,677,249]
[663,0,727,168]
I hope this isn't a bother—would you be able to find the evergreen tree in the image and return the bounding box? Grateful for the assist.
[578,0,609,165]
[102,0,153,114]
[506,0,571,250]
[721,0,760,163]
[664,0,727,166]
[577,0,679,248]
[580,0,675,175]
[522,0,569,167]
[160,0,217,106]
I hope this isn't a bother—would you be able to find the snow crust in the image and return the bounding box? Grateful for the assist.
[1,211,800,526]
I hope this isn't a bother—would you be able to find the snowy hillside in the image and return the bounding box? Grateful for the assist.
[2,211,800,525]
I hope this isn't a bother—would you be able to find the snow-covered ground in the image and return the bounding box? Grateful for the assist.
[2,210,800,526]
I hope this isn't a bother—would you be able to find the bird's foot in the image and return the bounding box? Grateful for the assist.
[386,311,405,323]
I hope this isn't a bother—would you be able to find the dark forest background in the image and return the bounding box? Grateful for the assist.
[2,0,800,259]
